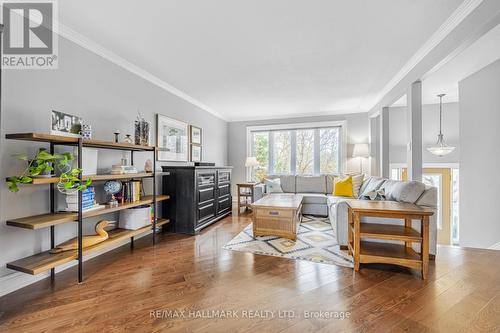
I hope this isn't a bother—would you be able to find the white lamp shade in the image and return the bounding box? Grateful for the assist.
[352,143,370,158]
[245,156,259,167]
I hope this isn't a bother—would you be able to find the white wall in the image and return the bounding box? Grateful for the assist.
[0,37,228,295]
[458,58,500,249]
[388,102,460,164]
[227,113,370,194]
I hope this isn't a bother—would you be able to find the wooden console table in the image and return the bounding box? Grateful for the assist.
[347,200,434,279]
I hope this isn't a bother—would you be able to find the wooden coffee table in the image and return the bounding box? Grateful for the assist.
[347,200,434,279]
[251,194,303,240]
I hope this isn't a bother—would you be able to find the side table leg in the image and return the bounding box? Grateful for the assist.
[421,216,429,279]
[405,218,412,249]
[348,208,353,256]
[354,212,361,271]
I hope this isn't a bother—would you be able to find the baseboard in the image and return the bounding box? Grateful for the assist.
[488,241,500,250]
[0,229,158,297]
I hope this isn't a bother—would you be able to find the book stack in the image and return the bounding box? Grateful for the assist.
[111,164,138,175]
[65,187,98,212]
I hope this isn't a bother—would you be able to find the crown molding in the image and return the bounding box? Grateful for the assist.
[57,23,226,121]
[363,0,484,113]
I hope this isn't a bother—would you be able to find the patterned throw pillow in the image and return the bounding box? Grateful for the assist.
[351,174,364,198]
[264,178,284,193]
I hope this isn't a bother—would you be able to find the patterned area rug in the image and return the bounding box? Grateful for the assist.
[223,215,353,268]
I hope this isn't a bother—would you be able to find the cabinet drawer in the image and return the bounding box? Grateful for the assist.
[255,208,293,219]
[197,172,215,186]
[218,196,231,212]
[198,202,215,222]
[218,183,230,197]
[198,186,215,203]
[218,170,231,184]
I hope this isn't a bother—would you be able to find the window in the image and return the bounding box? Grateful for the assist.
[296,129,314,174]
[248,122,344,179]
[273,131,291,174]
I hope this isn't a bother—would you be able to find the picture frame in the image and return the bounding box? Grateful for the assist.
[190,144,202,162]
[51,110,82,137]
[189,125,202,145]
[156,114,189,161]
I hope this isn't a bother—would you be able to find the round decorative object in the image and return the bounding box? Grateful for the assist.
[104,180,122,195]
[123,134,133,144]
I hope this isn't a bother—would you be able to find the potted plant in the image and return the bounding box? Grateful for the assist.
[6,150,91,193]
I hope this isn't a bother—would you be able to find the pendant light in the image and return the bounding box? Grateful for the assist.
[427,94,455,156]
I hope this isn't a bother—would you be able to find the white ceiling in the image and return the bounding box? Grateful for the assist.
[392,21,500,106]
[59,0,464,121]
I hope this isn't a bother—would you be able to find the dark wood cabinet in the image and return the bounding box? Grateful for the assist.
[162,166,232,234]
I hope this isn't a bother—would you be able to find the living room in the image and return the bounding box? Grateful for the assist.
[1,1,499,332]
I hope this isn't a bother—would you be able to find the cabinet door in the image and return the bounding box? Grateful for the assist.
[218,183,230,198]
[197,202,216,224]
[217,196,231,214]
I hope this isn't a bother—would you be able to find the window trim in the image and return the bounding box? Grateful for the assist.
[246,121,347,180]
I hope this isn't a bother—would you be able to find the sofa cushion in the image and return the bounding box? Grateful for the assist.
[380,180,426,203]
[415,186,438,208]
[358,176,386,198]
[333,176,353,197]
[325,174,336,194]
[296,175,326,193]
[267,175,295,193]
[352,174,364,197]
[297,193,328,205]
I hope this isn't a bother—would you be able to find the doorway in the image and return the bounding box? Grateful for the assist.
[392,166,458,245]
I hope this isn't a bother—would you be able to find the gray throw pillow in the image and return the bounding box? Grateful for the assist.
[358,177,386,199]
[264,178,283,193]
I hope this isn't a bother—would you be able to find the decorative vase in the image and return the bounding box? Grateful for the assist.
[134,118,150,146]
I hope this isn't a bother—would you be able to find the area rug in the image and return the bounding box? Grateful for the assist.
[223,215,353,268]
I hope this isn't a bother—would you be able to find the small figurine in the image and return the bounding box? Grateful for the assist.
[124,134,133,144]
[144,159,153,173]
[114,130,120,143]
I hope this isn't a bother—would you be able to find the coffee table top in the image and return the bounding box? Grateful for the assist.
[347,200,434,216]
[252,194,303,209]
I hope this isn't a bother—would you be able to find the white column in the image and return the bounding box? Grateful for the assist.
[380,107,390,178]
[407,81,423,181]
[369,115,380,176]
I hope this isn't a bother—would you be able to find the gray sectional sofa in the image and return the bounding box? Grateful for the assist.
[265,174,438,256]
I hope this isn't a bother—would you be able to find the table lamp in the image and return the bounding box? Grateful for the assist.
[245,156,259,182]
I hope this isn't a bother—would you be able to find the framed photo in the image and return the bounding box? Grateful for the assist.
[190,125,202,145]
[156,114,189,161]
[51,110,82,137]
[190,144,202,162]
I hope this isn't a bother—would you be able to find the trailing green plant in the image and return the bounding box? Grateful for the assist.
[6,149,91,193]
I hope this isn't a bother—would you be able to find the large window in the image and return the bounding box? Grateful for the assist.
[248,122,344,178]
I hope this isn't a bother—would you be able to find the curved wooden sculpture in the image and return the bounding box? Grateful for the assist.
[50,220,112,253]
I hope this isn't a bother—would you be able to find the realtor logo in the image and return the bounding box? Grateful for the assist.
[1,0,58,69]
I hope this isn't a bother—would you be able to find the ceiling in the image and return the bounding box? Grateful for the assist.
[59,0,464,121]
[392,21,500,107]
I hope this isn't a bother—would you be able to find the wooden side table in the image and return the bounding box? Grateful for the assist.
[347,200,434,279]
[237,183,259,213]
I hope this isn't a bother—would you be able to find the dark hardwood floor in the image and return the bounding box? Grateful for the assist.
[1,209,499,332]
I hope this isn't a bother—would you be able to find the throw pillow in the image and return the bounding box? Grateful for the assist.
[358,177,386,199]
[352,174,364,198]
[264,178,283,193]
[333,176,353,197]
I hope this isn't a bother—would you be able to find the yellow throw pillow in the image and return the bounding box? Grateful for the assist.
[333,176,354,197]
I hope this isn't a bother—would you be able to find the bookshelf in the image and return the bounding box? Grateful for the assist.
[4,133,170,283]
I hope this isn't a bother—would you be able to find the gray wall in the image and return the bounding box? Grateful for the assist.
[388,102,460,164]
[459,59,500,249]
[0,37,228,294]
[227,113,370,194]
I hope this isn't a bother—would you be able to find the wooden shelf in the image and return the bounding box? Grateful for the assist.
[6,218,170,275]
[357,241,421,269]
[6,195,170,230]
[360,223,422,242]
[5,133,155,151]
[11,173,155,185]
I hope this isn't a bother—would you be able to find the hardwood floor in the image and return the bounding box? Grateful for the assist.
[1,209,499,332]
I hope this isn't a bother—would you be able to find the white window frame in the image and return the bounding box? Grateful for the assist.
[246,121,347,180]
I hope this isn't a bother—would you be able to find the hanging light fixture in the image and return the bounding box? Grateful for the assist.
[427,94,456,156]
